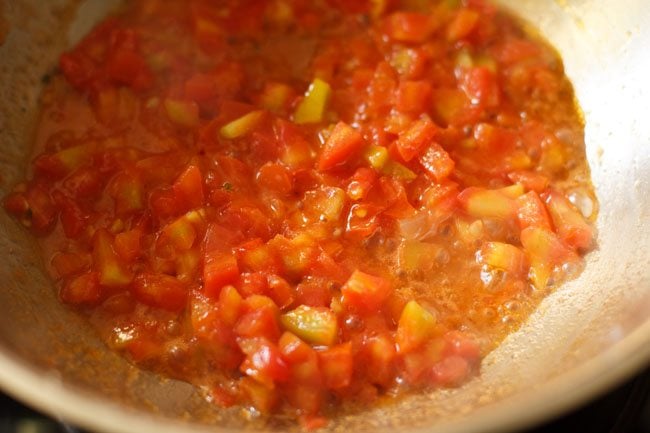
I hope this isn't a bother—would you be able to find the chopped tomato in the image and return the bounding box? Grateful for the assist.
[132,273,188,311]
[384,12,433,43]
[542,190,594,251]
[318,343,353,389]
[318,122,366,170]
[173,165,205,211]
[341,270,392,312]
[394,117,439,162]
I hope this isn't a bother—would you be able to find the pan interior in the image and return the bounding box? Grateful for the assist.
[0,0,648,432]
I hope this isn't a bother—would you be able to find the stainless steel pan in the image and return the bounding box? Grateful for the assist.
[0,0,648,432]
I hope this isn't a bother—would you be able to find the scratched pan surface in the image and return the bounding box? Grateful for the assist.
[0,1,648,432]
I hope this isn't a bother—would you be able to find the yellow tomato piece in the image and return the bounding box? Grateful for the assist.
[281,305,338,346]
[293,78,331,124]
[220,110,266,139]
[396,300,436,354]
[479,241,528,275]
[398,240,443,272]
[164,98,200,128]
[93,229,133,288]
[363,145,389,170]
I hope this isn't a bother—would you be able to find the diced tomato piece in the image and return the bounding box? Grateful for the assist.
[220,110,266,139]
[431,355,471,387]
[516,191,552,230]
[473,123,517,153]
[459,67,500,109]
[256,162,293,196]
[281,305,338,346]
[184,73,218,103]
[397,240,443,273]
[418,143,455,181]
[113,229,142,262]
[60,271,102,306]
[401,339,445,384]
[109,171,144,215]
[173,165,205,211]
[542,190,594,251]
[258,82,294,113]
[266,274,294,310]
[92,228,133,288]
[396,300,437,353]
[132,273,188,311]
[363,334,396,386]
[394,117,439,162]
[318,342,353,389]
[64,166,104,198]
[458,187,517,220]
[367,62,398,117]
[508,171,550,193]
[520,227,578,290]
[384,12,433,43]
[107,48,152,91]
[391,47,428,80]
[396,80,432,114]
[238,337,290,387]
[51,252,89,278]
[444,330,481,362]
[8,185,58,234]
[294,79,331,125]
[341,270,392,312]
[235,305,282,341]
[52,190,87,239]
[164,98,200,128]
[318,122,365,171]
[478,242,528,276]
[446,8,480,42]
[294,277,332,308]
[346,167,377,201]
[203,251,239,297]
[420,181,459,210]
[218,285,244,327]
[274,119,314,169]
[239,377,279,413]
[279,332,315,364]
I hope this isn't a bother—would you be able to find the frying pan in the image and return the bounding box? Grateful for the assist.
[0,0,649,432]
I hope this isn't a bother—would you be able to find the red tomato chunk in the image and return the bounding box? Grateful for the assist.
[4,0,596,427]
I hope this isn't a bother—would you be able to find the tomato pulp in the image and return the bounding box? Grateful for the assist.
[5,0,596,427]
